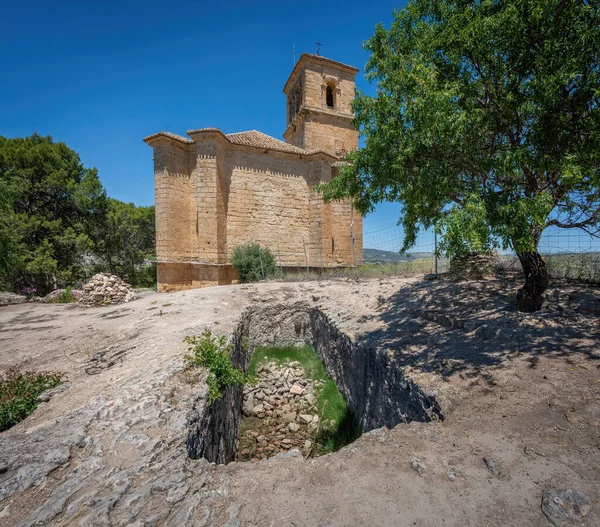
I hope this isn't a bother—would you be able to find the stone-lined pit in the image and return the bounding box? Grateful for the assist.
[187,302,444,464]
[238,356,342,461]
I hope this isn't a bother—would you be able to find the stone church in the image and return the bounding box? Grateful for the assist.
[143,54,363,292]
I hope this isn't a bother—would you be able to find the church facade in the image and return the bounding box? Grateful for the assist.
[143,54,363,292]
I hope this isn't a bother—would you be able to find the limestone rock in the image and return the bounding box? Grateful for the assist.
[541,489,591,527]
[288,423,300,432]
[411,457,426,476]
[289,384,304,395]
[0,292,26,305]
[483,457,502,477]
[304,393,316,406]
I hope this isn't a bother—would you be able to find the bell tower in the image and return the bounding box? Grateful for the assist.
[283,54,359,158]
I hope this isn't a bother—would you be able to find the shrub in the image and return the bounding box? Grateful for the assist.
[231,243,278,283]
[183,330,252,404]
[50,287,79,303]
[0,369,63,432]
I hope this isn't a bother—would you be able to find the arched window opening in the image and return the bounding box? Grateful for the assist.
[326,85,334,108]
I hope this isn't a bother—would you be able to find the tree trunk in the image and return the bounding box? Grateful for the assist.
[515,250,549,312]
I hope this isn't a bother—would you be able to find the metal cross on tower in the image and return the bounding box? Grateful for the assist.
[315,41,323,55]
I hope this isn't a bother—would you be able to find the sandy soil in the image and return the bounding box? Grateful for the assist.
[0,276,598,526]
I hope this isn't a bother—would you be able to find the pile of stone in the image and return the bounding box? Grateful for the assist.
[239,361,333,462]
[78,273,139,306]
[450,253,498,280]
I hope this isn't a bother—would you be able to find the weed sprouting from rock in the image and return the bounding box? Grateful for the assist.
[183,330,253,404]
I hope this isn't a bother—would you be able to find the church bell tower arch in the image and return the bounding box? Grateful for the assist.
[282,54,359,158]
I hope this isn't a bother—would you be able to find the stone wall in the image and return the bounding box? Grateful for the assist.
[450,253,498,280]
[156,263,238,293]
[153,140,363,291]
[226,149,311,267]
[300,110,357,157]
[303,60,356,116]
[154,142,195,262]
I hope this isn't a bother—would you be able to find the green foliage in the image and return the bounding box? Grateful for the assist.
[0,134,108,294]
[0,135,157,292]
[0,369,63,432]
[49,287,79,303]
[438,194,496,258]
[91,198,156,287]
[231,243,278,283]
[184,330,251,404]
[319,0,600,258]
[0,180,22,283]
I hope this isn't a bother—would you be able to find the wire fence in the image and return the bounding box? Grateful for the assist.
[358,222,600,284]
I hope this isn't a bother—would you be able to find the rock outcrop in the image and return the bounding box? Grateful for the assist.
[78,273,138,306]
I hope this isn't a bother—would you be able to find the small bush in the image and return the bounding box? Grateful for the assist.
[50,287,79,303]
[183,330,252,404]
[0,369,63,432]
[231,243,278,283]
[20,287,38,300]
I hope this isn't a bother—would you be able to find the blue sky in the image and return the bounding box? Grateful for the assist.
[2,1,596,255]
[0,0,407,234]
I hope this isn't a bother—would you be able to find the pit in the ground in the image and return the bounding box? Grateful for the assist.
[237,345,360,461]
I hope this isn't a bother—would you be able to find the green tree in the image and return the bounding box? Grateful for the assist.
[0,134,107,294]
[320,0,600,312]
[92,198,156,286]
[0,179,22,282]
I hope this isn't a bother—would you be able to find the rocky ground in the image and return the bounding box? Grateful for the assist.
[239,360,326,461]
[0,276,598,526]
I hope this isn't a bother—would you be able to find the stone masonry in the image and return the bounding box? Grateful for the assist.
[144,54,363,292]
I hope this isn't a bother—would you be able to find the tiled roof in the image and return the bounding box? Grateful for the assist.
[226,130,308,155]
[186,127,222,134]
[144,128,337,159]
[142,131,193,144]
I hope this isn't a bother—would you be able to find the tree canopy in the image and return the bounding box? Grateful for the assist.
[0,134,107,293]
[93,198,156,287]
[320,0,600,311]
[0,134,156,293]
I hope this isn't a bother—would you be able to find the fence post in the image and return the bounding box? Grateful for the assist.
[277,241,283,274]
[302,233,310,280]
[350,220,358,280]
[434,228,438,276]
[258,247,265,280]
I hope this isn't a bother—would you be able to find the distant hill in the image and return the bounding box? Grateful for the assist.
[363,248,434,263]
